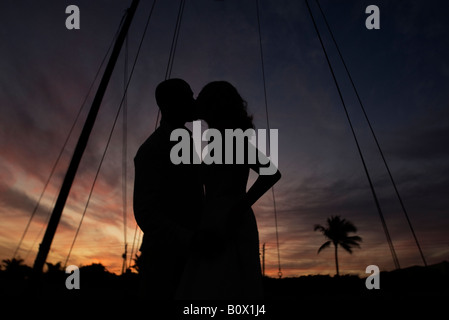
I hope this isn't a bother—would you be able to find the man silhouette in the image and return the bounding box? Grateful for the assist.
[133,79,203,299]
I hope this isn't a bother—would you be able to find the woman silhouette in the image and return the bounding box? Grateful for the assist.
[177,81,281,299]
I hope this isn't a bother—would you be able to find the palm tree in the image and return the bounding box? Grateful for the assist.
[314,215,362,276]
[1,257,32,279]
[2,257,26,272]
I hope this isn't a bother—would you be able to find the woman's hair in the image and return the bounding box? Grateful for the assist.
[197,81,254,131]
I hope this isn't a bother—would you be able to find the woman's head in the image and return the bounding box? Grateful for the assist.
[197,81,254,131]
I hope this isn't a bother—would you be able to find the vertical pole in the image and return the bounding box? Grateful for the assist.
[121,243,128,274]
[33,0,140,273]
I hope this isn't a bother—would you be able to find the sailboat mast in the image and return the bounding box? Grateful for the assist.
[33,0,140,273]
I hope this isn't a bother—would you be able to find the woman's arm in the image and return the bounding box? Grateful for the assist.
[247,142,281,204]
[232,145,281,214]
[246,164,281,207]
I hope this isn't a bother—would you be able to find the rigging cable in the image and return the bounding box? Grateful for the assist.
[154,0,186,130]
[315,0,426,267]
[128,228,143,270]
[165,0,186,80]
[128,224,139,269]
[121,33,129,274]
[305,0,400,270]
[64,0,158,267]
[12,13,126,260]
[256,0,282,278]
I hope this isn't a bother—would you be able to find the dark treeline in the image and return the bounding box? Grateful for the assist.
[0,259,447,300]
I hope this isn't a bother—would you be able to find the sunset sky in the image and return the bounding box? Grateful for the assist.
[1,0,448,277]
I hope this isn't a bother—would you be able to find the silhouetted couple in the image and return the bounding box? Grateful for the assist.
[133,79,281,300]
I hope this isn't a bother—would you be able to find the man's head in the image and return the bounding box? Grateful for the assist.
[155,78,196,125]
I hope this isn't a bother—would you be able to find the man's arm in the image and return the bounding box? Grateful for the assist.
[133,147,193,245]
